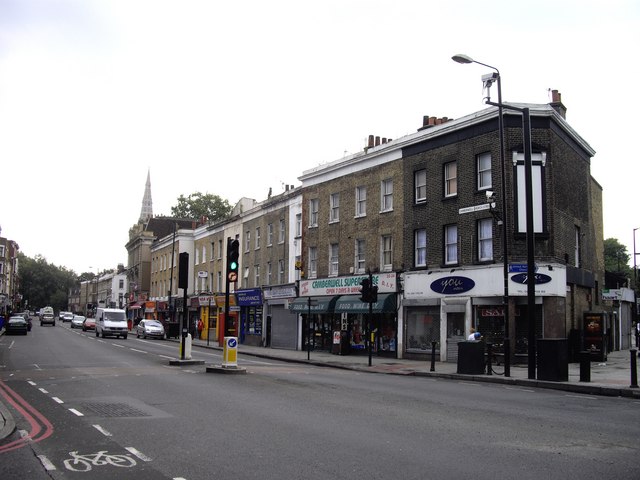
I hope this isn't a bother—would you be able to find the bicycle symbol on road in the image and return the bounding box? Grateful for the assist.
[63,450,137,472]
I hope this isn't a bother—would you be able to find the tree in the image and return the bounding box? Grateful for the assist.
[18,253,78,312]
[604,238,631,274]
[170,192,232,222]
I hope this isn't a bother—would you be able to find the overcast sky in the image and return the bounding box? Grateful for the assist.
[1,0,638,275]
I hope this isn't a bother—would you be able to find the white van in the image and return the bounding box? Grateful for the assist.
[95,307,128,339]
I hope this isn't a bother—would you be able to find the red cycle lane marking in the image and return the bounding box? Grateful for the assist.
[0,380,54,453]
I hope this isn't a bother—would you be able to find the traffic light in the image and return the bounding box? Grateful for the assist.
[359,278,371,303]
[227,238,240,283]
[370,284,378,304]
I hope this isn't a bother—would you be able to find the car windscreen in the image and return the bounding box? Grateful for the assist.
[146,321,163,327]
[104,312,126,321]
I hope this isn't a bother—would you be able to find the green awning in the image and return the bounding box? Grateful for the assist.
[334,293,397,314]
[289,296,339,313]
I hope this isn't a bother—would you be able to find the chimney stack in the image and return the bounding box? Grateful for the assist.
[549,89,567,119]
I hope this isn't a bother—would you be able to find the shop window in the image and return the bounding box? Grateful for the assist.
[407,308,441,352]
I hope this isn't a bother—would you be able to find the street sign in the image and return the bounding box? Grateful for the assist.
[508,263,538,273]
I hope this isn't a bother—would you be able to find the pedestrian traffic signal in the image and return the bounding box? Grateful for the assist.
[369,284,378,303]
[359,278,371,303]
[227,238,240,282]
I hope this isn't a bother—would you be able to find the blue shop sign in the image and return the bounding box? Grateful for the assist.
[236,288,263,306]
[511,273,552,285]
[430,276,475,295]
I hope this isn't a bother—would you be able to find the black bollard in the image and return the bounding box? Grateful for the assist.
[486,342,493,376]
[579,351,591,382]
[430,341,437,372]
[630,349,638,389]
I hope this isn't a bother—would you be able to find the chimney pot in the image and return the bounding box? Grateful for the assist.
[368,135,374,148]
[375,136,380,146]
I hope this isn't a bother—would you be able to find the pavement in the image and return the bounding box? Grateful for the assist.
[184,334,640,399]
[2,326,640,441]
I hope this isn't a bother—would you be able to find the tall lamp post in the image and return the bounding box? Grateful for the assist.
[452,54,510,377]
[453,53,536,379]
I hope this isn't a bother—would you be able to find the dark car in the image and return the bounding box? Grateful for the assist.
[18,312,32,331]
[7,315,28,335]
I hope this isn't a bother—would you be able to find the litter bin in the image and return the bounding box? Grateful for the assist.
[457,341,485,374]
[537,338,569,381]
[166,322,180,339]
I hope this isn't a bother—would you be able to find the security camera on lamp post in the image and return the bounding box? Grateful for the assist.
[452,53,537,379]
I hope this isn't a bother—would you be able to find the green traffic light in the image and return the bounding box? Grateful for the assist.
[230,261,238,271]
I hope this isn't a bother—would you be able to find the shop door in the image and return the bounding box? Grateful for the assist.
[446,312,465,362]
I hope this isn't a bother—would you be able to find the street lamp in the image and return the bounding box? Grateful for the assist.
[453,53,537,379]
[452,54,511,377]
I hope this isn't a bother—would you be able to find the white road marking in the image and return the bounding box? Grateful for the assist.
[37,455,57,471]
[8,341,15,349]
[565,394,598,400]
[504,386,535,393]
[52,397,64,404]
[33,364,42,370]
[113,343,125,348]
[159,355,175,360]
[38,388,49,394]
[27,380,37,386]
[69,408,84,416]
[92,424,112,436]
[129,348,148,354]
[125,447,152,462]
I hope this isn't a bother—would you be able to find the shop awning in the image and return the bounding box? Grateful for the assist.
[289,296,339,313]
[334,293,397,314]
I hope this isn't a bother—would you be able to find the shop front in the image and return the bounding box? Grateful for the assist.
[291,272,399,354]
[333,293,398,357]
[236,288,264,346]
[403,264,565,362]
[264,284,298,350]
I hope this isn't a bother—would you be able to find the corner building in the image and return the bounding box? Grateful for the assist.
[298,93,604,362]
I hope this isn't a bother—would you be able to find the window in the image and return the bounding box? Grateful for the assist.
[278,259,285,284]
[381,235,392,271]
[242,267,249,288]
[295,214,302,237]
[202,245,207,263]
[355,239,366,273]
[478,219,493,261]
[195,248,199,265]
[309,199,319,227]
[211,242,215,261]
[217,271,222,291]
[415,229,427,267]
[267,262,272,285]
[308,247,318,278]
[514,152,546,233]
[415,169,427,203]
[575,226,581,267]
[381,180,393,212]
[267,223,274,246]
[254,265,260,287]
[255,227,261,249]
[329,244,339,276]
[355,186,367,217]
[477,152,492,190]
[244,231,251,252]
[330,193,340,223]
[119,279,124,289]
[279,219,285,243]
[217,239,223,259]
[444,161,457,197]
[0,245,4,257]
[444,224,458,264]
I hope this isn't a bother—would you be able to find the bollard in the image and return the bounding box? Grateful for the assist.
[486,342,493,376]
[579,351,591,382]
[631,349,638,388]
[430,341,437,372]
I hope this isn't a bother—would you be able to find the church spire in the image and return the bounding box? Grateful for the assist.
[139,169,153,224]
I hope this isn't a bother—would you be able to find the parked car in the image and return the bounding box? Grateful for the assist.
[136,319,165,339]
[82,317,96,331]
[7,315,28,335]
[60,312,74,323]
[17,312,32,331]
[71,315,86,329]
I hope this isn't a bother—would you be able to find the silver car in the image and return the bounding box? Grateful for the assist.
[71,315,86,329]
[136,320,165,339]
